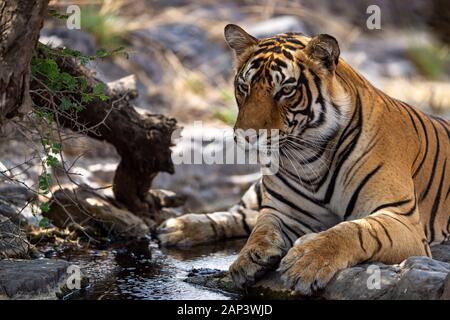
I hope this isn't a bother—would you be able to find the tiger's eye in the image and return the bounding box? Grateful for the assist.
[281,85,296,96]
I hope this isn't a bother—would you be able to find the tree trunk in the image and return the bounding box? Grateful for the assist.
[0,0,48,121]
[1,1,177,219]
[30,47,178,217]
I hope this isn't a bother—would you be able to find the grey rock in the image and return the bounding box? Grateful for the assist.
[0,182,34,226]
[431,243,450,263]
[0,259,73,299]
[0,215,29,259]
[130,23,231,83]
[441,273,450,300]
[186,243,450,300]
[44,187,150,240]
[154,125,259,212]
[247,16,309,38]
[0,183,34,207]
[40,27,97,55]
[389,258,449,300]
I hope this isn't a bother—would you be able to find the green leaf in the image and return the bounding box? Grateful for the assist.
[96,48,109,58]
[38,173,51,192]
[61,72,77,91]
[74,103,84,112]
[51,143,62,154]
[46,155,59,167]
[42,58,60,82]
[81,93,94,103]
[45,112,55,123]
[39,202,51,213]
[41,137,50,147]
[62,47,82,57]
[59,97,73,111]
[93,83,106,96]
[79,56,90,65]
[48,9,69,20]
[38,217,51,228]
[78,77,88,91]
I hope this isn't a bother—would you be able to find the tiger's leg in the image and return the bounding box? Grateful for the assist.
[229,207,304,288]
[278,209,429,295]
[156,181,261,246]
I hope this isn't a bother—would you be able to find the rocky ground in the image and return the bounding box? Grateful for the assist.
[186,242,450,300]
[0,0,449,299]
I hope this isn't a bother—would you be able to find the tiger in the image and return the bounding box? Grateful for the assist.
[156,24,450,295]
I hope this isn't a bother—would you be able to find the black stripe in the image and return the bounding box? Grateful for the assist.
[284,39,304,46]
[282,50,293,60]
[420,119,441,201]
[429,158,447,243]
[236,208,252,235]
[343,133,379,188]
[369,198,412,214]
[403,104,420,135]
[254,181,262,209]
[205,215,219,237]
[262,184,320,224]
[258,41,276,47]
[367,217,393,247]
[268,213,301,246]
[320,94,363,197]
[365,228,383,261]
[344,163,383,219]
[400,200,417,216]
[402,105,422,169]
[381,214,413,232]
[273,58,287,68]
[274,171,324,206]
[239,200,247,209]
[349,222,367,254]
[433,116,450,139]
[407,107,430,178]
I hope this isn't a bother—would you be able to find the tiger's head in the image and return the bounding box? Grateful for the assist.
[224,24,350,145]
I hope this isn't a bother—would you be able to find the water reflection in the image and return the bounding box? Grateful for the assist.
[63,239,245,300]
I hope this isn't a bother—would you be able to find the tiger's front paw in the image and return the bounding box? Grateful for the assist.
[230,244,283,289]
[278,232,349,295]
[156,213,217,246]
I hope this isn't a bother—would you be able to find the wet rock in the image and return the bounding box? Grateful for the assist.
[44,187,149,240]
[186,242,450,300]
[187,268,221,277]
[0,259,77,299]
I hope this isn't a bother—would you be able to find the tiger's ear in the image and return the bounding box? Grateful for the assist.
[305,34,340,71]
[224,24,258,57]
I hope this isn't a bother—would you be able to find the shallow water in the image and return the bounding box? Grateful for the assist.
[55,239,246,300]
